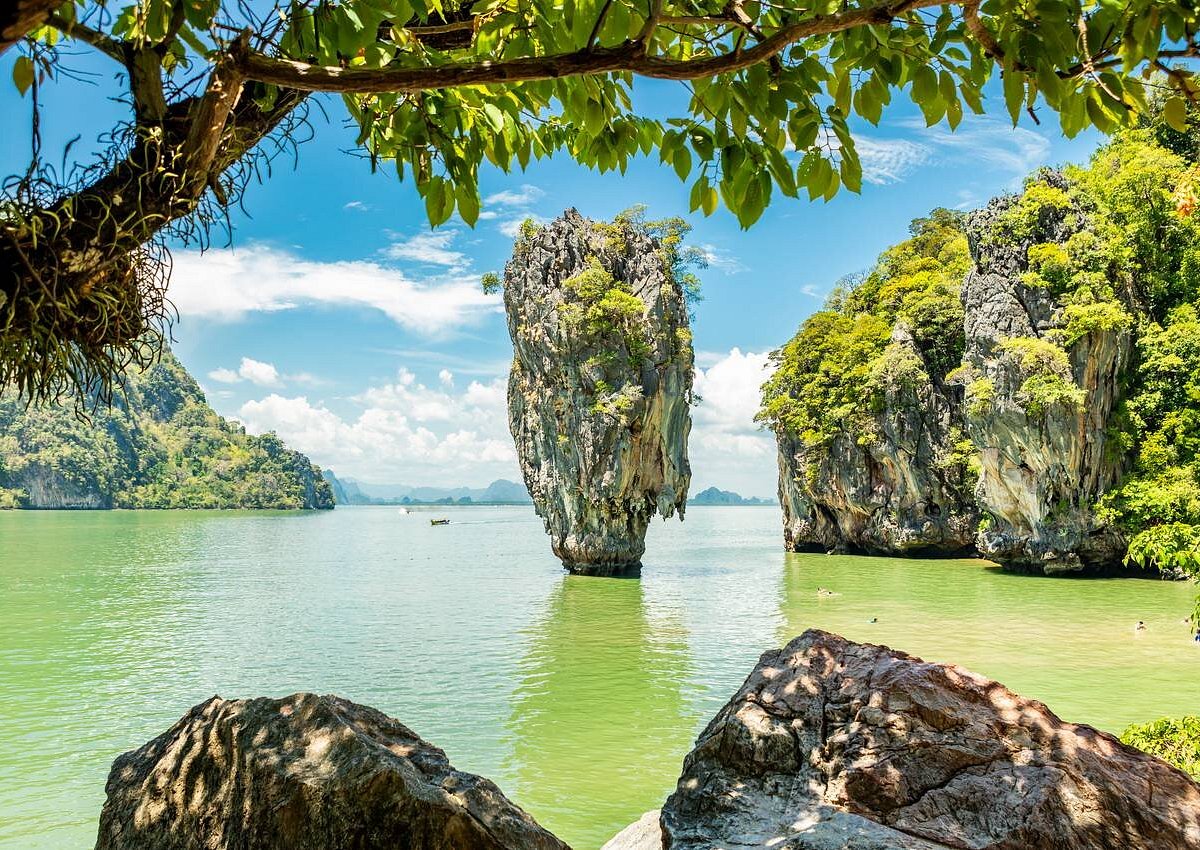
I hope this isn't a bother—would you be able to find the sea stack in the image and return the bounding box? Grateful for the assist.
[502,209,693,576]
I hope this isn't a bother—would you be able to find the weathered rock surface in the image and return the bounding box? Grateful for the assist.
[503,209,693,575]
[961,172,1129,574]
[659,629,1200,850]
[600,809,662,850]
[94,692,567,850]
[778,323,977,556]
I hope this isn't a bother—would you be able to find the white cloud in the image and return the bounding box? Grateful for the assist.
[856,137,932,185]
[207,357,281,387]
[696,243,744,274]
[801,283,824,299]
[208,367,240,384]
[485,185,545,207]
[237,357,281,387]
[343,200,369,211]
[438,369,454,387]
[168,244,497,335]
[852,117,1054,189]
[689,348,778,496]
[237,370,517,485]
[383,230,467,269]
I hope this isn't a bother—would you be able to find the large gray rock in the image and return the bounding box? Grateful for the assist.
[961,171,1129,574]
[94,693,567,850]
[503,209,693,575]
[777,322,977,556]
[660,629,1200,850]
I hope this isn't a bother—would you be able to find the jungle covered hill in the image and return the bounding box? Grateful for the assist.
[0,349,333,509]
[760,115,1200,595]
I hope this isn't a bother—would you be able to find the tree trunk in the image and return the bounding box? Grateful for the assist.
[0,79,307,398]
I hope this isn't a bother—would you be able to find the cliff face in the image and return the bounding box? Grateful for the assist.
[0,350,334,510]
[777,323,978,556]
[959,177,1130,573]
[503,209,693,575]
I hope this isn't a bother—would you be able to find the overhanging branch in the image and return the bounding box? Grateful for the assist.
[232,0,947,93]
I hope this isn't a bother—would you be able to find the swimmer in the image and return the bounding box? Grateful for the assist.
[868,617,878,624]
[817,587,840,598]
[1135,620,1147,632]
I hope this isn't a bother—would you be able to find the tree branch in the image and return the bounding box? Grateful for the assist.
[233,0,947,93]
[47,12,126,63]
[0,0,61,55]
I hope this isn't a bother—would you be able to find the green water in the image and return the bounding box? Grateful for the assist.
[1,506,1197,849]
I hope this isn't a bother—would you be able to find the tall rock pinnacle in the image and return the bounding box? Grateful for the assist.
[502,209,694,576]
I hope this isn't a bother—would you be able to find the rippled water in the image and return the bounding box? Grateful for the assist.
[2,506,1197,849]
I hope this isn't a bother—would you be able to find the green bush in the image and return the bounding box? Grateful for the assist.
[1121,717,1200,779]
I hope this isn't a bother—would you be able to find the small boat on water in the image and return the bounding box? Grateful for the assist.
[430,518,450,526]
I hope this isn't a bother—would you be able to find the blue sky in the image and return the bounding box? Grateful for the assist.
[1,49,1103,495]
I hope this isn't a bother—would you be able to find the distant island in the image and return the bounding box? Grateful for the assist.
[0,351,333,510]
[690,487,776,506]
[323,472,533,505]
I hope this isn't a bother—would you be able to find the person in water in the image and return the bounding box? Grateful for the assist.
[1135,621,1147,632]
[1194,630,1200,643]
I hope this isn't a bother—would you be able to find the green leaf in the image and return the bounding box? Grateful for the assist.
[1165,97,1189,133]
[672,146,692,181]
[1002,71,1025,125]
[456,183,480,227]
[12,56,34,97]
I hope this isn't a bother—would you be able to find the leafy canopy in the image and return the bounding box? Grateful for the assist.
[14,0,1200,231]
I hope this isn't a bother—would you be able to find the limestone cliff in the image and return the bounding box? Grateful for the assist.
[777,322,977,556]
[765,169,1142,573]
[503,209,693,575]
[958,172,1131,573]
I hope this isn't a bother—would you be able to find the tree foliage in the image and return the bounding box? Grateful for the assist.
[0,349,335,509]
[4,0,1200,401]
[1121,716,1200,780]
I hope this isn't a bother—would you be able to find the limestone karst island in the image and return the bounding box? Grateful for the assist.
[3,2,1200,849]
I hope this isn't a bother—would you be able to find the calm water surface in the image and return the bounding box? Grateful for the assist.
[2,506,1198,849]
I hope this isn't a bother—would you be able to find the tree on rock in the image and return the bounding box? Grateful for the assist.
[5,0,1200,401]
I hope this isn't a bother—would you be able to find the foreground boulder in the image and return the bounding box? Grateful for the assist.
[656,629,1200,850]
[502,209,693,575]
[94,693,567,850]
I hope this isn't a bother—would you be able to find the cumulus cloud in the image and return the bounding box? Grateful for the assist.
[689,348,778,496]
[233,349,779,494]
[207,357,281,387]
[237,369,518,485]
[168,244,498,334]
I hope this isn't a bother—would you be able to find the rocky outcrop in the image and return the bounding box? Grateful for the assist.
[94,692,567,850]
[655,629,1200,850]
[778,323,977,556]
[961,172,1130,574]
[503,209,693,575]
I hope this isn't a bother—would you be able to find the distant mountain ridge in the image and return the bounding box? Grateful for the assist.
[322,471,533,505]
[322,473,772,508]
[690,487,775,506]
[0,351,334,510]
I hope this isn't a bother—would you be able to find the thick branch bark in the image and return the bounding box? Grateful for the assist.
[0,0,61,54]
[233,0,945,92]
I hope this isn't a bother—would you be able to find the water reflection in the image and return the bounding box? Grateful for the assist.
[505,575,697,849]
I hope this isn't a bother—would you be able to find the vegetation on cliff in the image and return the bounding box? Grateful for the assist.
[758,208,970,450]
[0,350,334,510]
[761,115,1200,604]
